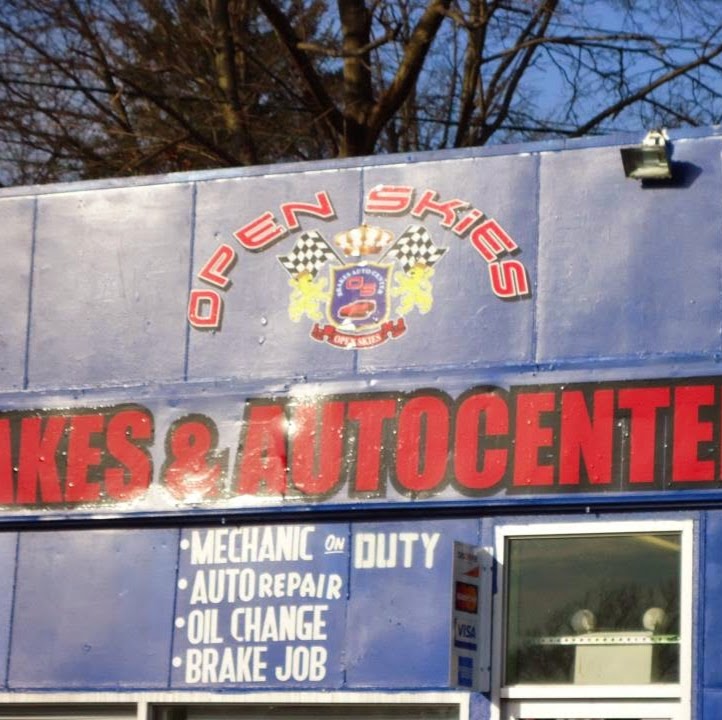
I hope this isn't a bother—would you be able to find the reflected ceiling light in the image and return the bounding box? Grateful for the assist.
[570,608,596,634]
[642,607,668,632]
[620,129,672,180]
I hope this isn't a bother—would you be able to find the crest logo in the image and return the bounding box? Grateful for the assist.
[187,185,531,349]
[279,224,446,348]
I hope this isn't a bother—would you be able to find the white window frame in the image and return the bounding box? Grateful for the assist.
[0,692,470,720]
[145,692,468,719]
[491,519,694,720]
[503,698,686,719]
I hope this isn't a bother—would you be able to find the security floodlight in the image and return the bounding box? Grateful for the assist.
[620,129,672,180]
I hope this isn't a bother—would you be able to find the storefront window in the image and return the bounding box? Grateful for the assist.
[504,532,681,686]
[152,705,459,720]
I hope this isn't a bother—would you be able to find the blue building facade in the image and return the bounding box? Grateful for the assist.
[0,128,720,719]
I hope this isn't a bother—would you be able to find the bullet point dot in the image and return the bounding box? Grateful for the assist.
[175,617,186,629]
[172,657,182,668]
[178,578,188,590]
[180,539,190,550]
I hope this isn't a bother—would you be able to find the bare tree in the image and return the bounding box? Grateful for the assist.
[2,0,722,185]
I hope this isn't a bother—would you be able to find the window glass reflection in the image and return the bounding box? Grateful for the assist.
[505,533,680,685]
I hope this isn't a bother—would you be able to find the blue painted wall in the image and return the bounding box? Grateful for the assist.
[0,518,480,691]
[2,129,721,390]
[2,128,722,712]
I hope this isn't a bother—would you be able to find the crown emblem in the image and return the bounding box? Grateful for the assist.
[334,225,394,257]
[274,222,448,349]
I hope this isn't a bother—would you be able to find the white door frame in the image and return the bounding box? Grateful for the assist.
[490,518,694,720]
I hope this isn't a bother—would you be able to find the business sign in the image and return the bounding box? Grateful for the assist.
[187,184,531,348]
[450,542,492,692]
[1,375,722,516]
[169,521,453,688]
[171,524,348,686]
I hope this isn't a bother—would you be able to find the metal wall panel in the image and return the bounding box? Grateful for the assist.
[703,511,722,690]
[536,138,722,363]
[27,184,193,389]
[357,155,537,373]
[0,518,485,691]
[0,532,17,686]
[187,170,361,381]
[345,518,480,688]
[702,689,722,719]
[0,198,34,390]
[9,528,178,688]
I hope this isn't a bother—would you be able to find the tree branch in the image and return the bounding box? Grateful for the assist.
[454,0,488,146]
[369,0,452,137]
[113,71,242,166]
[66,0,135,134]
[572,33,722,136]
[481,0,559,143]
[256,0,344,145]
[0,18,131,132]
[297,27,396,57]
[208,0,258,164]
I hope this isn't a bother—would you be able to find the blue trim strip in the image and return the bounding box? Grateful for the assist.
[4,534,20,685]
[4,127,722,201]
[1,488,722,527]
[183,183,198,382]
[530,152,541,363]
[22,198,38,390]
[454,641,477,651]
[166,527,182,689]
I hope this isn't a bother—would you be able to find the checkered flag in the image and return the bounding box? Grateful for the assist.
[278,230,338,278]
[386,225,447,273]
